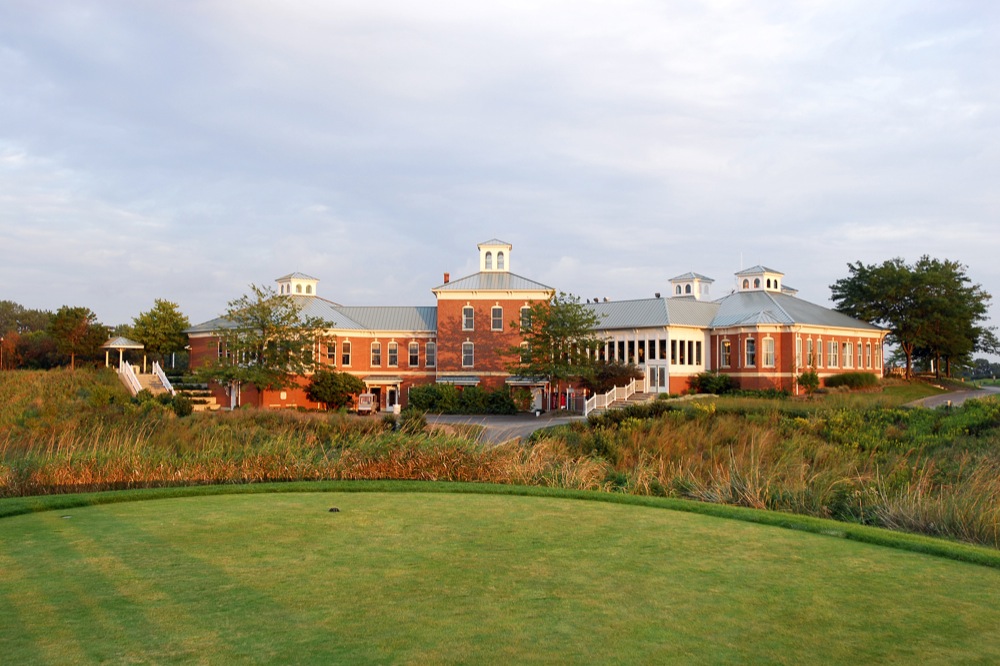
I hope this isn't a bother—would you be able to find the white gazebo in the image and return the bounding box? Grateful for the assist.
[101,336,145,370]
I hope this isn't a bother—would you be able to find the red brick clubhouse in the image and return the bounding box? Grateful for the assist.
[187,240,886,410]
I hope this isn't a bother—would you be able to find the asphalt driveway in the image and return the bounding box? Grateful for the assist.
[427,412,586,445]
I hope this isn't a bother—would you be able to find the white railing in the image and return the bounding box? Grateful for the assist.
[153,361,175,395]
[118,360,142,396]
[584,376,647,416]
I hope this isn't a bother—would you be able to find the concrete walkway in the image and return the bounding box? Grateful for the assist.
[427,412,586,446]
[905,385,1000,409]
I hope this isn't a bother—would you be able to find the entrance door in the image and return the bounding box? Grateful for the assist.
[388,388,397,407]
[371,387,382,411]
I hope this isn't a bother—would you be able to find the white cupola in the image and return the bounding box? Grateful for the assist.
[478,238,512,273]
[668,272,714,300]
[276,272,319,296]
[735,266,784,293]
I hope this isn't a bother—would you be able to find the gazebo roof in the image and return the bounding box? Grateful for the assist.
[101,336,145,350]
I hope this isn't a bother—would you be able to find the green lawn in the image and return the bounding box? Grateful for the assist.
[2,487,1000,664]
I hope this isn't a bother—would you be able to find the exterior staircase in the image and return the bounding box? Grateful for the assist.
[587,391,656,417]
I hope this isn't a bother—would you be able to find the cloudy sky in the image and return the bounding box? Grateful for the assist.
[2,1,998,335]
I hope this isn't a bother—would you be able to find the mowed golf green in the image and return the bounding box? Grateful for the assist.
[2,491,1000,664]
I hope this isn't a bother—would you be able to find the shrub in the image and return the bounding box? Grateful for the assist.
[688,372,737,395]
[171,394,193,418]
[797,370,820,395]
[825,372,879,390]
[404,384,516,414]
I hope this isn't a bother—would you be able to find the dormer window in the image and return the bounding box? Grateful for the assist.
[305,285,312,294]
[675,285,682,295]
[485,252,493,270]
[296,284,302,294]
[497,252,505,270]
[743,279,750,289]
[685,284,692,294]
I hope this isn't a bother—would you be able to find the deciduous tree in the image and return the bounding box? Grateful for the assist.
[195,284,329,407]
[132,299,190,363]
[47,306,104,370]
[503,292,604,403]
[831,257,994,378]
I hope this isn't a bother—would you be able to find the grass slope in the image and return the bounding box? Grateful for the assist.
[2,486,1000,664]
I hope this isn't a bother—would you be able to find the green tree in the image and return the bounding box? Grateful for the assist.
[132,299,190,363]
[307,369,365,409]
[830,257,994,379]
[47,306,105,369]
[503,292,604,403]
[195,284,329,407]
[0,300,51,335]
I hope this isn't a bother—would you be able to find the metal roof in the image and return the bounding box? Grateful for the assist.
[734,265,784,276]
[186,297,437,334]
[669,272,714,282]
[436,375,481,385]
[101,336,144,349]
[478,238,511,247]
[336,306,437,332]
[711,291,881,330]
[433,271,554,292]
[586,297,718,330]
[276,272,319,281]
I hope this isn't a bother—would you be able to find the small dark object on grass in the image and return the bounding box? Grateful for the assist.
[329,507,340,513]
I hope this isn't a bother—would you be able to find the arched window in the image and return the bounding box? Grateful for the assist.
[685,284,692,294]
[485,251,493,270]
[296,284,302,294]
[775,280,780,290]
[305,285,312,294]
[675,285,682,295]
[497,252,505,270]
[766,279,772,289]
[754,278,761,288]
[742,279,749,289]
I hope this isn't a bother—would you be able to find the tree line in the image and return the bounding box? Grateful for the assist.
[0,299,190,371]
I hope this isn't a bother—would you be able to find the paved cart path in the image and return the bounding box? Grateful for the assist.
[427,413,586,445]
[906,385,1000,408]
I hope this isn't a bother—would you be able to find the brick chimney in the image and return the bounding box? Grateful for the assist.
[443,272,450,284]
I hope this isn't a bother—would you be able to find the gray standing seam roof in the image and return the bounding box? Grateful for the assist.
[711,291,881,330]
[586,298,719,330]
[433,271,554,292]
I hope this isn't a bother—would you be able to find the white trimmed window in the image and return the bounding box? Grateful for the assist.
[462,342,474,368]
[817,340,823,367]
[745,338,756,367]
[807,339,814,367]
[795,338,802,368]
[520,306,532,330]
[844,342,853,368]
[387,342,398,367]
[866,342,872,368]
[342,341,351,366]
[828,341,838,368]
[492,306,503,331]
[326,341,337,366]
[409,342,419,367]
[763,338,775,367]
[371,342,381,367]
[426,342,437,368]
[721,340,731,367]
[462,306,474,331]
